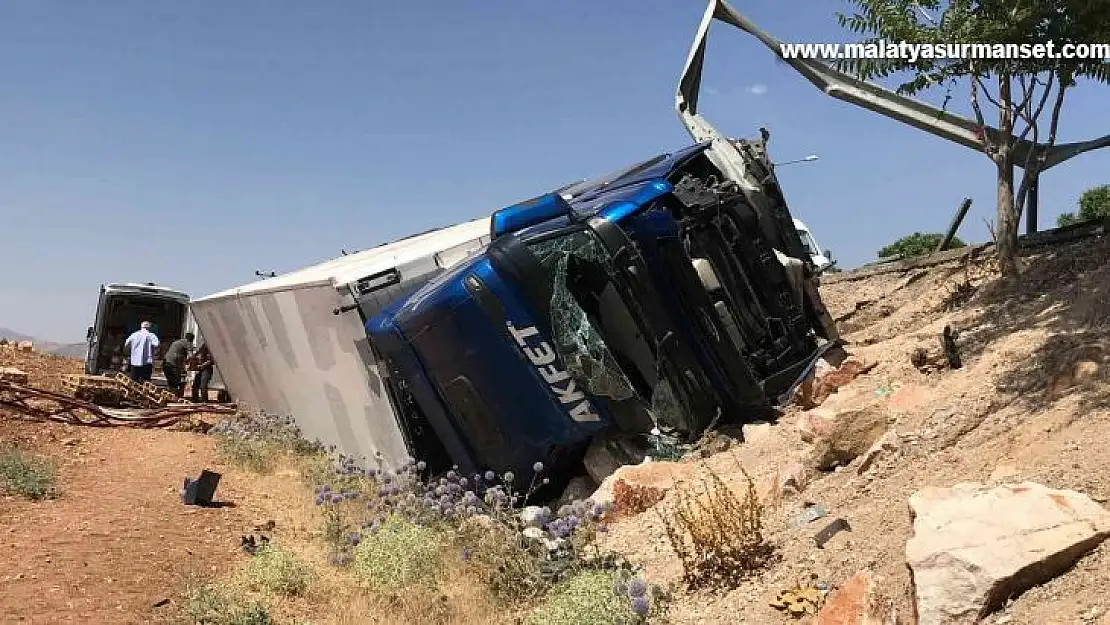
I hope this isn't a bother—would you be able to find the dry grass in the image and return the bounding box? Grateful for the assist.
[657,459,773,590]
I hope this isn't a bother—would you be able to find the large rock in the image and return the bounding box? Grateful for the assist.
[816,571,899,625]
[906,482,1110,625]
[798,403,890,470]
[588,460,695,511]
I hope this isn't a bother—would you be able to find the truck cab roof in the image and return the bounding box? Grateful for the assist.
[493,142,712,242]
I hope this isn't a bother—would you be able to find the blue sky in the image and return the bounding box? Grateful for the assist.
[1,0,1107,342]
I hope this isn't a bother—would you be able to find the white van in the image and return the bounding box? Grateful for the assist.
[793,218,834,272]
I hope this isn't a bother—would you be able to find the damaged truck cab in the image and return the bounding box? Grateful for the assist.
[367,141,842,488]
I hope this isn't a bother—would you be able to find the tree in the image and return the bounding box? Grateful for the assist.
[878,231,967,259]
[835,0,1110,278]
[1057,183,1110,226]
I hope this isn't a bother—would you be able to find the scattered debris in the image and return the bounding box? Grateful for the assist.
[814,518,851,548]
[795,504,829,526]
[182,469,222,506]
[770,573,828,617]
[240,533,270,555]
[906,482,1110,624]
[0,379,233,428]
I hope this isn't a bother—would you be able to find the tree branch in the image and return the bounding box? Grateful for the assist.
[968,64,996,158]
[975,74,1005,110]
[1046,79,1068,147]
[1016,74,1054,142]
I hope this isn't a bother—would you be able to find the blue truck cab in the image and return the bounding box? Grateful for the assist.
[366,141,842,490]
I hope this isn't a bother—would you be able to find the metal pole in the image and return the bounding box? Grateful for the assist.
[1026,177,1039,235]
[936,197,973,253]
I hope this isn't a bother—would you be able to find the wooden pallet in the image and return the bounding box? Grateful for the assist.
[60,373,176,408]
[61,374,127,406]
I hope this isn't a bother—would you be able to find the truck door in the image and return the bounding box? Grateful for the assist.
[85,287,108,375]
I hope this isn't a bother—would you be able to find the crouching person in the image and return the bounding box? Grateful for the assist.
[191,343,214,403]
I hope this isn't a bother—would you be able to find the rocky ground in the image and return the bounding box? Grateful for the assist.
[1,235,1108,624]
[597,235,1110,624]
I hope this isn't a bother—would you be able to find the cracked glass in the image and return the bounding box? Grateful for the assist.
[527,230,638,402]
[526,229,689,432]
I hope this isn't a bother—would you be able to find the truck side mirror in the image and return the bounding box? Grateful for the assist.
[825,249,834,261]
[87,326,94,340]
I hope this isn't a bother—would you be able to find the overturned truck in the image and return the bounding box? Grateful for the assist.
[368,139,844,495]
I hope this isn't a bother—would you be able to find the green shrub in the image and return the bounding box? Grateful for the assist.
[0,446,59,500]
[878,232,966,260]
[239,545,316,597]
[350,515,444,590]
[1058,184,1110,226]
[178,584,276,625]
[526,570,640,625]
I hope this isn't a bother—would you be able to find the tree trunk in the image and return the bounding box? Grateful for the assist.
[995,157,1020,277]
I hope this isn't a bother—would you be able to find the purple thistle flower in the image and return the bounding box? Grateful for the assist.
[329,494,343,504]
[484,470,496,482]
[626,578,647,598]
[532,462,544,473]
[461,548,471,561]
[631,596,650,616]
[416,461,427,471]
[348,533,361,546]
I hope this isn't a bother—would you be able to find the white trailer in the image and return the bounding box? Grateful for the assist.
[189,217,492,469]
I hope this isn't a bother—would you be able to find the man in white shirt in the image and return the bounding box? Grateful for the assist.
[123,321,160,383]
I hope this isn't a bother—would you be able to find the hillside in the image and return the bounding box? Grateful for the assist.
[0,327,86,360]
[2,235,1108,625]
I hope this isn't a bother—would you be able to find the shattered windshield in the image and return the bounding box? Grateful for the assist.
[526,230,640,403]
[525,228,688,432]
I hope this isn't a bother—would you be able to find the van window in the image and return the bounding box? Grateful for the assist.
[797,229,818,256]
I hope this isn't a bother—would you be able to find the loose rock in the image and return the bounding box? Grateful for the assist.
[857,430,900,475]
[800,403,890,470]
[816,570,898,625]
[906,481,1110,625]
